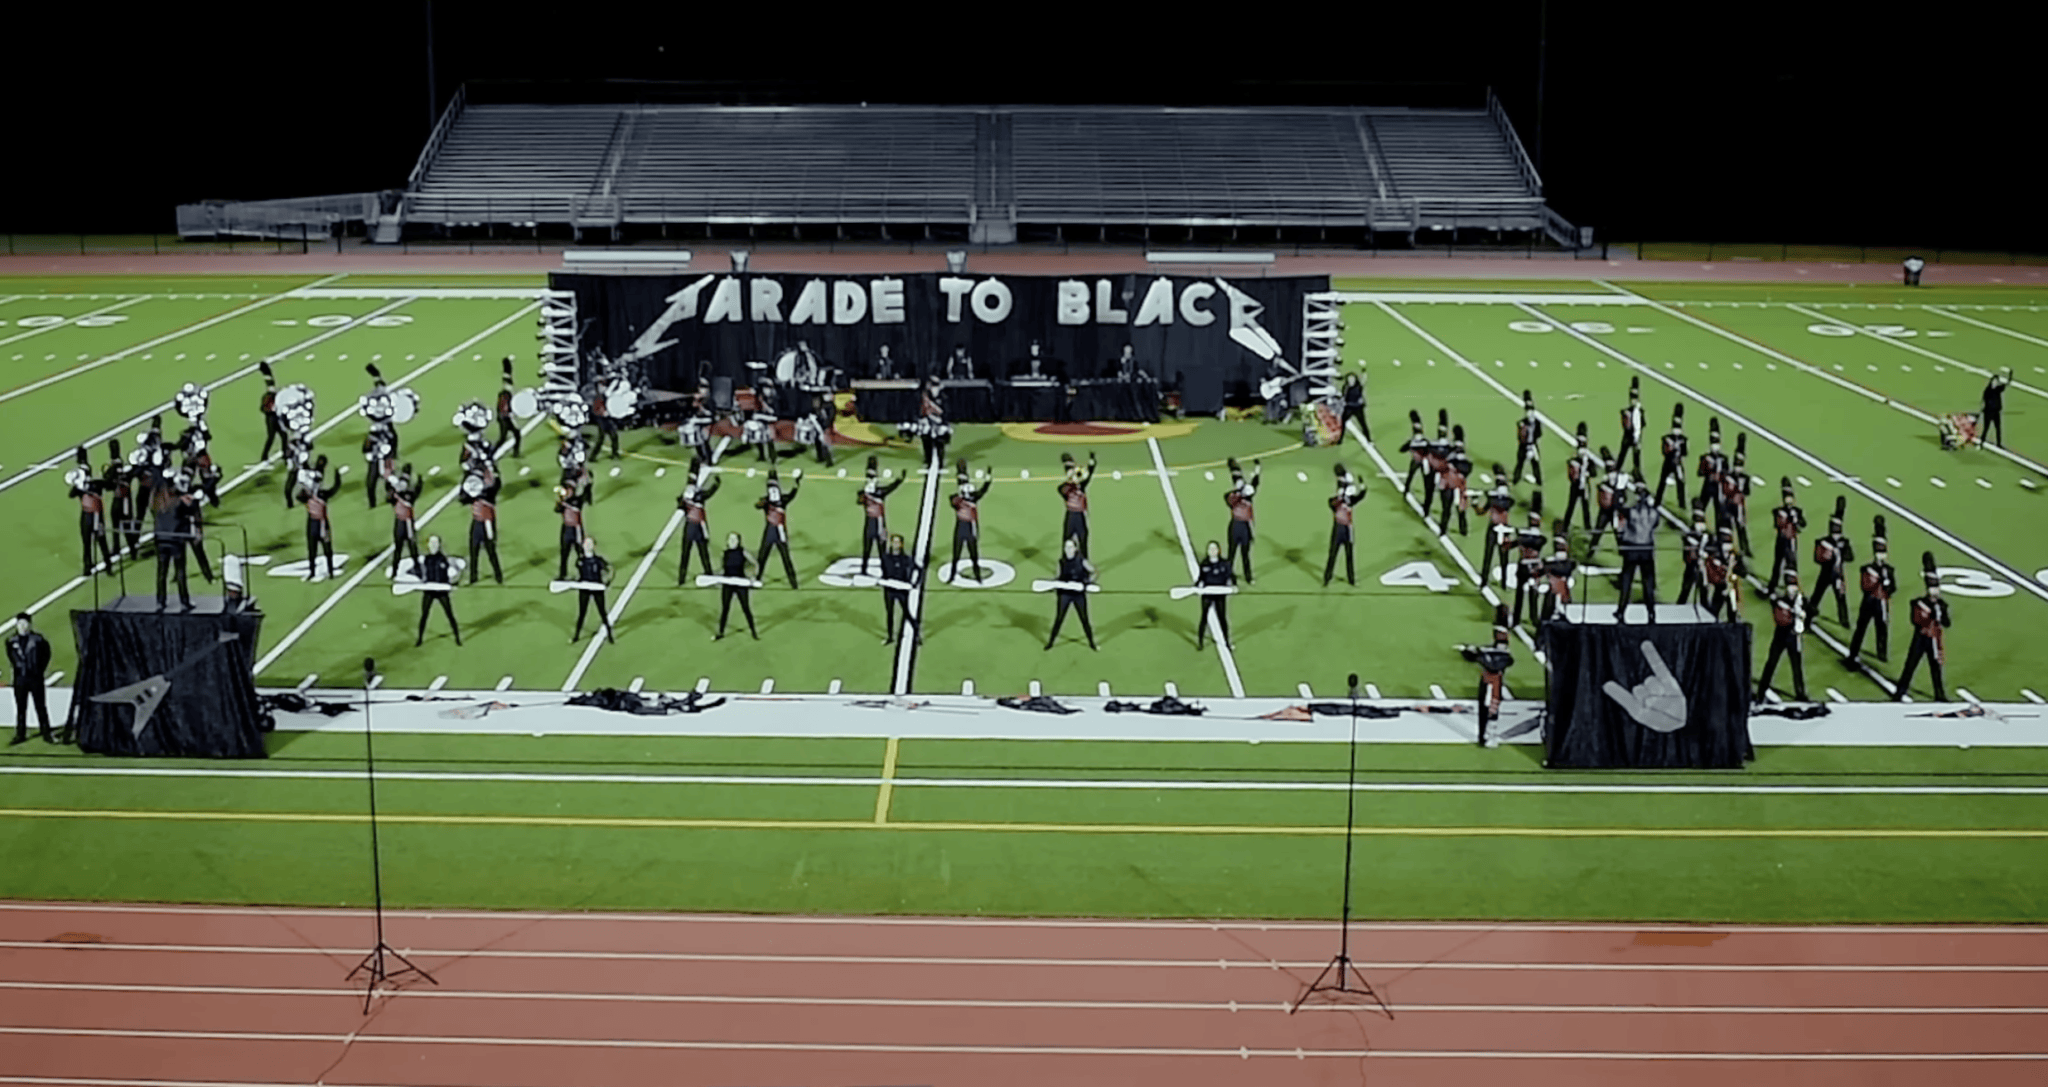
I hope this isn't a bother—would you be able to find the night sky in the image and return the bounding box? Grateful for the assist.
[4,2,2032,250]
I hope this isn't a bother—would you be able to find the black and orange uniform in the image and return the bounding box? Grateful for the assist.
[856,478,905,575]
[558,437,594,506]
[676,478,720,584]
[1757,580,1810,702]
[1720,454,1754,557]
[6,625,54,744]
[1193,554,1235,650]
[1703,529,1742,622]
[387,475,422,578]
[1541,536,1577,623]
[1848,552,1896,663]
[555,490,588,580]
[1808,516,1854,627]
[570,549,616,644]
[950,476,991,582]
[1460,609,1514,746]
[69,469,114,577]
[1224,469,1261,582]
[1510,510,1546,629]
[1655,408,1689,509]
[183,430,222,508]
[105,446,141,559]
[259,370,287,460]
[715,543,759,639]
[1563,440,1600,533]
[1696,441,1730,528]
[1324,477,1366,587]
[415,550,461,647]
[1894,589,1951,702]
[755,482,802,590]
[1768,488,1806,592]
[1045,553,1098,650]
[495,372,523,457]
[1616,392,1646,478]
[302,474,341,580]
[151,480,194,611]
[1587,460,1628,552]
[1436,440,1472,537]
[1676,515,1708,606]
[1421,427,1450,512]
[881,548,919,645]
[1399,411,1429,496]
[1058,456,1096,559]
[461,475,504,585]
[1512,405,1543,486]
[918,381,949,465]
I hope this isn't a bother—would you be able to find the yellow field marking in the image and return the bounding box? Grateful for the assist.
[874,737,901,824]
[1,808,2043,840]
[994,421,1198,444]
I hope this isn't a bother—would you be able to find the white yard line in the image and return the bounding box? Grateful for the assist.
[252,416,546,675]
[1516,301,2048,610]
[890,447,944,695]
[0,296,412,497]
[0,297,146,349]
[559,510,686,693]
[1918,306,2048,390]
[1146,437,1244,697]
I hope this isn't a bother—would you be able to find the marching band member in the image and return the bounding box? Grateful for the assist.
[150,469,194,610]
[1616,376,1646,478]
[1540,529,1577,624]
[299,455,343,581]
[558,431,594,507]
[1721,435,1755,557]
[1510,498,1545,629]
[387,463,422,578]
[1511,390,1543,486]
[180,423,222,508]
[880,533,920,646]
[1846,517,1896,665]
[1458,606,1514,747]
[1767,478,1806,592]
[950,460,991,583]
[744,382,779,464]
[1325,464,1366,588]
[715,532,760,640]
[1676,506,1709,606]
[104,439,140,560]
[1655,404,1688,509]
[569,536,616,644]
[1894,553,1952,702]
[1478,463,1516,586]
[1756,569,1811,703]
[1807,497,1853,627]
[1702,525,1743,622]
[1399,410,1429,496]
[1193,539,1235,650]
[854,456,904,576]
[1044,537,1098,651]
[1340,372,1369,441]
[1057,451,1097,560]
[459,466,504,585]
[918,374,950,466]
[676,460,720,585]
[282,429,314,509]
[414,535,461,647]
[1982,367,2012,448]
[755,468,802,590]
[1437,427,1472,537]
[362,422,397,509]
[258,361,287,461]
[495,357,524,458]
[1587,447,1629,552]
[793,403,835,466]
[1562,423,1599,534]
[1224,456,1262,583]
[554,483,588,581]
[1696,418,1729,530]
[678,401,716,468]
[591,384,623,461]
[67,448,114,577]
[1421,409,1451,513]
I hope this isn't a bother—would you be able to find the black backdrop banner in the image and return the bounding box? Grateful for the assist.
[1540,619,1754,770]
[68,606,267,759]
[550,272,1329,416]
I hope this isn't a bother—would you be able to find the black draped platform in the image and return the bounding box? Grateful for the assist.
[1540,604,1754,769]
[69,596,267,758]
[851,379,1158,425]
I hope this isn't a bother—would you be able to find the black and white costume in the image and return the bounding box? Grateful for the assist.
[415,546,461,647]
[1044,548,1098,651]
[6,618,54,745]
[715,541,759,640]
[1193,551,1235,650]
[570,546,616,644]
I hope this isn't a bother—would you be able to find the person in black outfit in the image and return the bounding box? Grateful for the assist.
[676,461,719,584]
[715,532,760,640]
[7,613,54,745]
[1654,404,1688,510]
[67,450,114,577]
[1324,465,1365,587]
[151,473,194,611]
[554,484,588,581]
[258,361,287,461]
[1612,479,1660,624]
[1399,410,1429,495]
[1982,367,2012,448]
[386,464,422,578]
[300,457,342,581]
[1458,606,1515,747]
[105,439,141,561]
[495,356,524,459]
[1044,537,1098,651]
[855,456,904,576]
[1511,390,1543,487]
[1193,540,1235,650]
[1806,497,1854,628]
[569,537,616,644]
[459,468,504,585]
[1894,552,1952,702]
[949,460,991,583]
[880,534,920,645]
[414,535,462,647]
[1846,517,1896,665]
[1339,373,1369,441]
[1756,571,1810,703]
[1057,451,1097,560]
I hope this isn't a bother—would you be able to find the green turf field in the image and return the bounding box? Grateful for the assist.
[4,271,2048,923]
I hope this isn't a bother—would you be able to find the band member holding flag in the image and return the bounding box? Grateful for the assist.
[1044,537,1098,651]
[950,459,991,583]
[1894,553,1952,702]
[1807,497,1853,627]
[1512,390,1543,486]
[1224,457,1261,583]
[1655,404,1688,509]
[1193,540,1236,650]
[1458,606,1514,747]
[414,535,461,647]
[387,463,422,578]
[855,456,904,576]
[1768,478,1806,592]
[567,536,616,644]
[1847,517,1896,665]
[1057,451,1097,559]
[676,460,719,585]
[881,534,920,646]
[1757,570,1811,703]
[67,448,114,577]
[715,532,760,640]
[459,466,504,585]
[300,455,343,581]
[555,483,588,581]
[756,468,802,590]
[495,357,524,458]
[1325,464,1365,587]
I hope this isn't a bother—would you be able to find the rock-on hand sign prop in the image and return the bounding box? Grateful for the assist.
[1601,641,1688,733]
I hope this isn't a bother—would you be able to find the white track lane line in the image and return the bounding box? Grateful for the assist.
[253,415,545,676]
[560,510,686,693]
[0,293,403,497]
[1147,437,1244,697]
[0,297,145,350]
[890,447,943,695]
[1518,301,2048,610]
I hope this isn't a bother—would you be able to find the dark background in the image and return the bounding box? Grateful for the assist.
[2,2,2032,250]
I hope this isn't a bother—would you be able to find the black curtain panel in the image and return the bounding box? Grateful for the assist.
[1540,619,1754,770]
[68,608,268,758]
[552,272,1327,416]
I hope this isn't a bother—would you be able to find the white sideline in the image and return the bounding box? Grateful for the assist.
[1147,437,1244,697]
[891,448,944,694]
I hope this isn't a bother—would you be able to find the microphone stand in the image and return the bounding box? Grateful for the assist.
[346,658,436,1012]
[1292,672,1393,1018]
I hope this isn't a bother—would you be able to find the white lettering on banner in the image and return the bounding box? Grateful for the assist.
[1935,566,2014,598]
[704,278,745,323]
[936,558,1017,588]
[1095,280,1129,324]
[938,277,973,322]
[870,278,906,324]
[1056,280,1091,325]
[971,279,1013,323]
[1134,278,1176,326]
[1179,281,1217,326]
[788,280,829,325]
[749,279,784,323]
[831,281,868,325]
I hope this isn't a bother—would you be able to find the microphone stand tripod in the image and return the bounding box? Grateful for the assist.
[1291,672,1393,1018]
[346,658,437,1012]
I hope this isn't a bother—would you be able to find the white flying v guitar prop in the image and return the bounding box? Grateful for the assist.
[1031,580,1101,593]
[1168,585,1239,600]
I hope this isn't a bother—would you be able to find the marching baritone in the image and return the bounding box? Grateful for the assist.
[755,469,802,590]
[1767,477,1806,592]
[459,467,504,585]
[950,460,991,583]
[1846,517,1896,665]
[387,464,422,578]
[554,483,588,581]
[1044,537,1098,651]
[855,455,905,576]
[1756,570,1811,703]
[414,535,462,647]
[1224,456,1262,583]
[1807,496,1853,627]
[1325,464,1366,587]
[1458,606,1515,747]
[1193,540,1235,650]
[568,536,616,644]
[715,532,760,640]
[1894,552,1952,702]
[676,460,720,584]
[1057,451,1097,559]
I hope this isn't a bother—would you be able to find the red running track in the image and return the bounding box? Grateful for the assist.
[2,903,2046,1087]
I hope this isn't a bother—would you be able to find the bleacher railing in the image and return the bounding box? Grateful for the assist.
[174,193,381,239]
[1486,88,1544,197]
[407,83,469,191]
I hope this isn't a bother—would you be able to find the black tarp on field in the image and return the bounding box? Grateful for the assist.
[1540,618,1754,769]
[69,599,267,758]
[552,271,1328,416]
